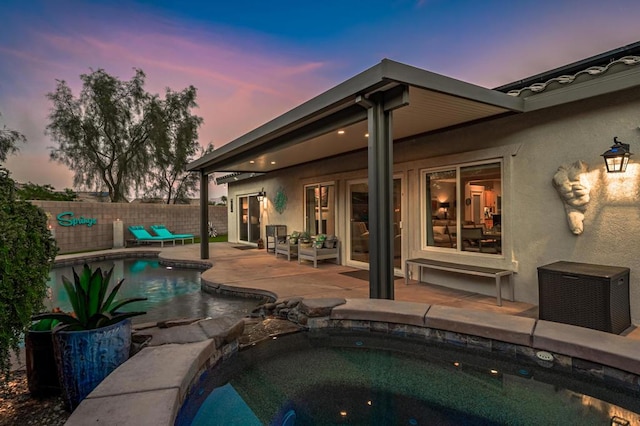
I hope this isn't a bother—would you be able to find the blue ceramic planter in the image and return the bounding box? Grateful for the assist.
[53,319,132,411]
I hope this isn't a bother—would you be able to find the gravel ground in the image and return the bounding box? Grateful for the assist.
[0,369,69,426]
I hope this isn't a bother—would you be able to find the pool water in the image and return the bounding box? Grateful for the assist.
[46,259,261,324]
[177,331,640,425]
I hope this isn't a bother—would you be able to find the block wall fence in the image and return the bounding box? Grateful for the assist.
[29,201,227,254]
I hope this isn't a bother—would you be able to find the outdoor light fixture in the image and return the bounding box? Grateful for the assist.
[602,137,633,173]
[256,188,266,202]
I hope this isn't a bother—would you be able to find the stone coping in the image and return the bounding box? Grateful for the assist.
[65,297,640,425]
[54,249,213,271]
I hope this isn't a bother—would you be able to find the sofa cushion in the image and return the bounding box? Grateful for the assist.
[433,225,447,236]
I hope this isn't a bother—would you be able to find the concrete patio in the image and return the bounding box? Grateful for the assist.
[157,242,538,317]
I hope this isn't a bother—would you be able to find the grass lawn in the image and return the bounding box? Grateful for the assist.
[195,234,228,243]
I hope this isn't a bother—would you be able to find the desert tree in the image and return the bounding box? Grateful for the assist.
[16,183,77,201]
[143,87,208,204]
[0,112,26,163]
[46,68,203,203]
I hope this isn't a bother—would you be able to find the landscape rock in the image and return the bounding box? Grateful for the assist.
[300,298,346,317]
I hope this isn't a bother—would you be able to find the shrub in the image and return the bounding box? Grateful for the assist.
[33,263,146,331]
[0,167,58,382]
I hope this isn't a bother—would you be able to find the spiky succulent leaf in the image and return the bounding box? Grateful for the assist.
[71,268,89,325]
[107,297,147,314]
[98,266,115,309]
[32,312,82,328]
[61,276,80,318]
[101,277,126,312]
[51,263,147,330]
[87,268,105,317]
[78,264,93,293]
[101,311,147,328]
[30,318,60,331]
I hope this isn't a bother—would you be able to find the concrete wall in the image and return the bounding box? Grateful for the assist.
[29,201,227,254]
[226,84,640,325]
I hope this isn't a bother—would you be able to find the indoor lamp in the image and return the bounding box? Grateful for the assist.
[440,202,450,219]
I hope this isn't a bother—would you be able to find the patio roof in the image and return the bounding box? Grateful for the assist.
[187,59,524,176]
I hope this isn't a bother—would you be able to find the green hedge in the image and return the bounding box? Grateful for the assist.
[0,168,58,381]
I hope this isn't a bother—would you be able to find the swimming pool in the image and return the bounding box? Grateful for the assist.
[46,258,262,324]
[176,330,640,425]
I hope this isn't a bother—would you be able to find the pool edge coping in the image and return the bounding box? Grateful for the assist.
[65,296,640,425]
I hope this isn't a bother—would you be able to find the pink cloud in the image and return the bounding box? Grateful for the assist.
[0,7,332,192]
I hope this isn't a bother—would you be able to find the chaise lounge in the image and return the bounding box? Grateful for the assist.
[128,226,177,247]
[150,225,195,245]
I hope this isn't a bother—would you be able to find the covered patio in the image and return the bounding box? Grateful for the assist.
[187,59,524,299]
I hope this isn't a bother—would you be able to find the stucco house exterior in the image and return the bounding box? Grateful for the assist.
[188,42,640,326]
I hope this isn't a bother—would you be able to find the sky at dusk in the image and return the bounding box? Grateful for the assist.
[1,0,640,199]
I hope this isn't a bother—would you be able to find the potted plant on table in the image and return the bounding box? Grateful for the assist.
[33,263,147,411]
[298,231,312,248]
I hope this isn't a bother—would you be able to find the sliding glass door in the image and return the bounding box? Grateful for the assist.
[238,195,261,243]
[348,177,403,269]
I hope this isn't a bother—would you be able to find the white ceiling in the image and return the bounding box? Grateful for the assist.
[216,86,512,174]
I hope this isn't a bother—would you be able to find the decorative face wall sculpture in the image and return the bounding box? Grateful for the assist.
[552,160,590,235]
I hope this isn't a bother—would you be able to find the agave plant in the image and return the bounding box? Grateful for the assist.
[33,264,146,331]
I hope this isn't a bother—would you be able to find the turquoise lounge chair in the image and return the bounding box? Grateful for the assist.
[128,226,176,247]
[150,225,195,245]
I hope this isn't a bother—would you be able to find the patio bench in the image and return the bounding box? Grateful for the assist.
[298,240,341,268]
[405,258,514,306]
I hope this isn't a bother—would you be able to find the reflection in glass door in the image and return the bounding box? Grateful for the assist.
[238,195,261,243]
[349,179,402,269]
[304,184,335,235]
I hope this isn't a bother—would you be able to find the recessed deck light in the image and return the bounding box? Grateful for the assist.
[270,161,276,165]
[249,160,255,164]
[365,133,369,138]
[338,130,345,135]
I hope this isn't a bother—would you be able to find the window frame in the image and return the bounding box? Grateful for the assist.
[303,181,336,236]
[421,158,504,256]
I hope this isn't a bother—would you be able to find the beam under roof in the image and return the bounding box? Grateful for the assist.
[187,59,524,175]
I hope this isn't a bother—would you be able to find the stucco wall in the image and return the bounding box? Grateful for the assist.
[29,201,227,254]
[227,85,640,324]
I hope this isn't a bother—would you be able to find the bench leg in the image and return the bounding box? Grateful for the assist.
[495,275,502,307]
[509,274,514,302]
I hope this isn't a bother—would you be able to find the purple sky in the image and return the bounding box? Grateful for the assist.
[1,0,639,199]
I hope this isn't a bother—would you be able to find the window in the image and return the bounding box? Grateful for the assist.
[304,183,335,235]
[424,161,502,255]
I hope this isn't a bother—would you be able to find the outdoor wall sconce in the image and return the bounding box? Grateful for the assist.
[256,188,266,202]
[602,137,632,173]
[440,202,450,219]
